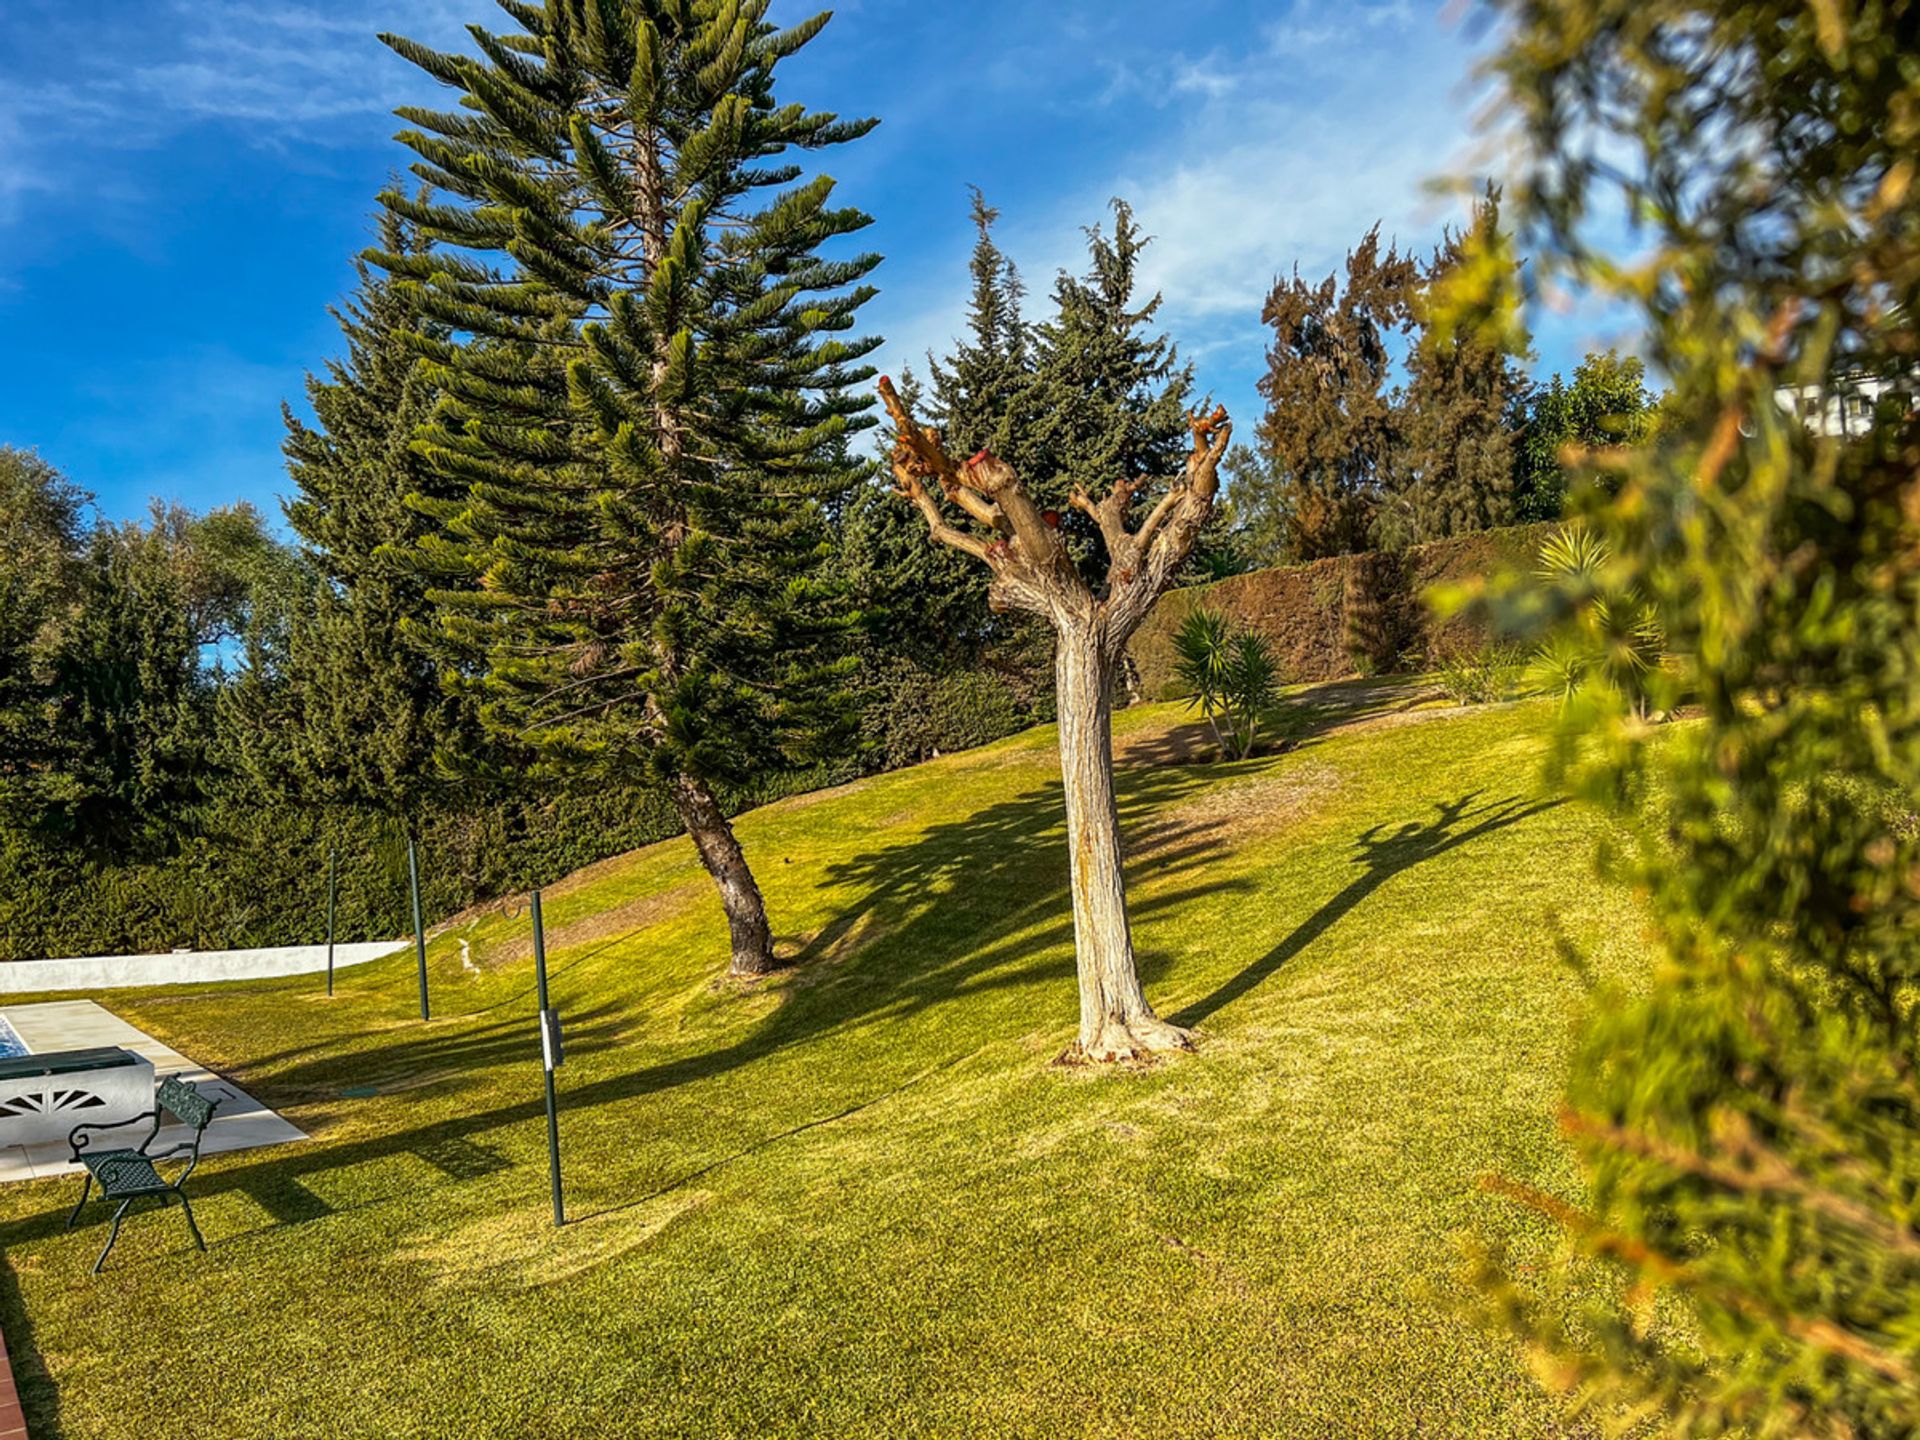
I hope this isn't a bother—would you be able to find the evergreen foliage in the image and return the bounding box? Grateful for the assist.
[1255,227,1419,559]
[1510,351,1659,522]
[1011,200,1196,572]
[1171,607,1279,760]
[926,189,1030,466]
[844,192,1215,721]
[1214,443,1292,569]
[1463,0,1920,1431]
[376,0,878,786]
[0,449,88,833]
[236,204,473,824]
[1385,187,1532,545]
[374,0,883,974]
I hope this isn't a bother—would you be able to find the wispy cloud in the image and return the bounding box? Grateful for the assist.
[870,1,1496,429]
[0,0,474,180]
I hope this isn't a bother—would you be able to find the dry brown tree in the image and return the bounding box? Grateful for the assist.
[878,375,1232,1062]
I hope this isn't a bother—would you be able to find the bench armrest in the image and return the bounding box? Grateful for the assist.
[146,1140,209,1189]
[68,1109,161,1159]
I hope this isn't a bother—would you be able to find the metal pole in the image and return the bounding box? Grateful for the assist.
[325,846,338,998]
[408,835,429,1021]
[532,890,563,1227]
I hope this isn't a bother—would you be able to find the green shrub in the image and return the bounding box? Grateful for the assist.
[1172,608,1284,759]
[861,661,1034,770]
[1434,645,1526,707]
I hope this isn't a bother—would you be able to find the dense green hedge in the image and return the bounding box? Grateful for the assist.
[861,657,1052,771]
[0,769,857,963]
[1127,522,1556,695]
[0,672,1054,962]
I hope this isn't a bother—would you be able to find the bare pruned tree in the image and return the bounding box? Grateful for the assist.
[877,375,1232,1062]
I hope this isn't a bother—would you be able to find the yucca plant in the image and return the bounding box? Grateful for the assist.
[1172,607,1280,759]
[1531,526,1663,715]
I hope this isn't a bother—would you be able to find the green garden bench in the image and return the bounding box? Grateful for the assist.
[65,1074,219,1274]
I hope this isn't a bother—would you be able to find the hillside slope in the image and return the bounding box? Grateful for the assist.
[0,680,1645,1439]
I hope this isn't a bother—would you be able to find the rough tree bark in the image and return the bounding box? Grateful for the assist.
[636,91,773,980]
[671,773,778,978]
[878,376,1232,1061]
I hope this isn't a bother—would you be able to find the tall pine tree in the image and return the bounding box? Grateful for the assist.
[376,0,880,978]
[927,188,1030,466]
[1383,187,1532,545]
[250,205,473,826]
[1255,227,1418,560]
[1012,199,1196,575]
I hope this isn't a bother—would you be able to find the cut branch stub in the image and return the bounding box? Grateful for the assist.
[877,375,1230,641]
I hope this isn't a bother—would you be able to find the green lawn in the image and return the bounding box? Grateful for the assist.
[0,679,1646,1439]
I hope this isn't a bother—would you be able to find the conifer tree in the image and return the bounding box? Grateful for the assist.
[1256,227,1418,559]
[1012,200,1197,572]
[251,206,470,825]
[1384,188,1532,545]
[838,369,997,670]
[376,0,880,977]
[847,196,1202,697]
[927,188,1030,465]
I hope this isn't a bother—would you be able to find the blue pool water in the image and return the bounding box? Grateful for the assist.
[0,1016,27,1059]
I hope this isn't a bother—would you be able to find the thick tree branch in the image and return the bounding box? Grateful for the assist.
[1101,405,1232,644]
[878,375,1086,620]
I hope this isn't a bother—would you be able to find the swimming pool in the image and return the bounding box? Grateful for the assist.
[0,1016,28,1059]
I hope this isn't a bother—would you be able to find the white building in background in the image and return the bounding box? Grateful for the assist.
[1775,368,1919,438]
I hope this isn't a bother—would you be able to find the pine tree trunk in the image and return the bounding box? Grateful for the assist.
[671,773,778,978]
[1055,625,1194,1061]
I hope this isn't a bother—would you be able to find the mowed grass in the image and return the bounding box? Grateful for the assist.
[0,679,1648,1439]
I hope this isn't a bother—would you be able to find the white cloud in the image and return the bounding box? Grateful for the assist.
[8,0,477,143]
[869,2,1499,429]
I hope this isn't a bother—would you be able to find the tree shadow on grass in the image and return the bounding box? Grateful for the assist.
[259,1000,631,1108]
[0,1251,67,1439]
[5,743,1449,1278]
[1120,675,1448,767]
[1172,790,1565,1029]
[0,757,1258,1224]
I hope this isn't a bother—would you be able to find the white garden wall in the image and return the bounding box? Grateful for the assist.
[0,940,410,994]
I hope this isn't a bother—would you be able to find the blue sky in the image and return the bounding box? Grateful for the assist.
[0,0,1633,524]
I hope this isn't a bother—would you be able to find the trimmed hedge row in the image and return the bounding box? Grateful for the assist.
[1127,523,1556,697]
[0,769,838,964]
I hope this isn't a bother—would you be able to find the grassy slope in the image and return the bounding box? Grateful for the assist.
[0,681,1645,1439]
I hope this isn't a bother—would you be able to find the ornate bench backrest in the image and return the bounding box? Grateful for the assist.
[157,1076,219,1133]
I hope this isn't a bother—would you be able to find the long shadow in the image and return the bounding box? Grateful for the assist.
[260,1000,631,1107]
[1173,791,1565,1028]
[1120,674,1447,766]
[0,754,1267,1232]
[0,1249,66,1439]
[5,737,1456,1272]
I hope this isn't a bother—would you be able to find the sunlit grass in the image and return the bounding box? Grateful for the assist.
[0,679,1643,1439]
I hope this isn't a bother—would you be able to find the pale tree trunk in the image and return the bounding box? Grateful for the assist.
[671,773,777,978]
[876,375,1231,1062]
[1055,625,1193,1061]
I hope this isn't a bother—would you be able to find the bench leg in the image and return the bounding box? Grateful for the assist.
[65,1173,92,1231]
[92,1198,134,1276]
[174,1189,206,1252]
